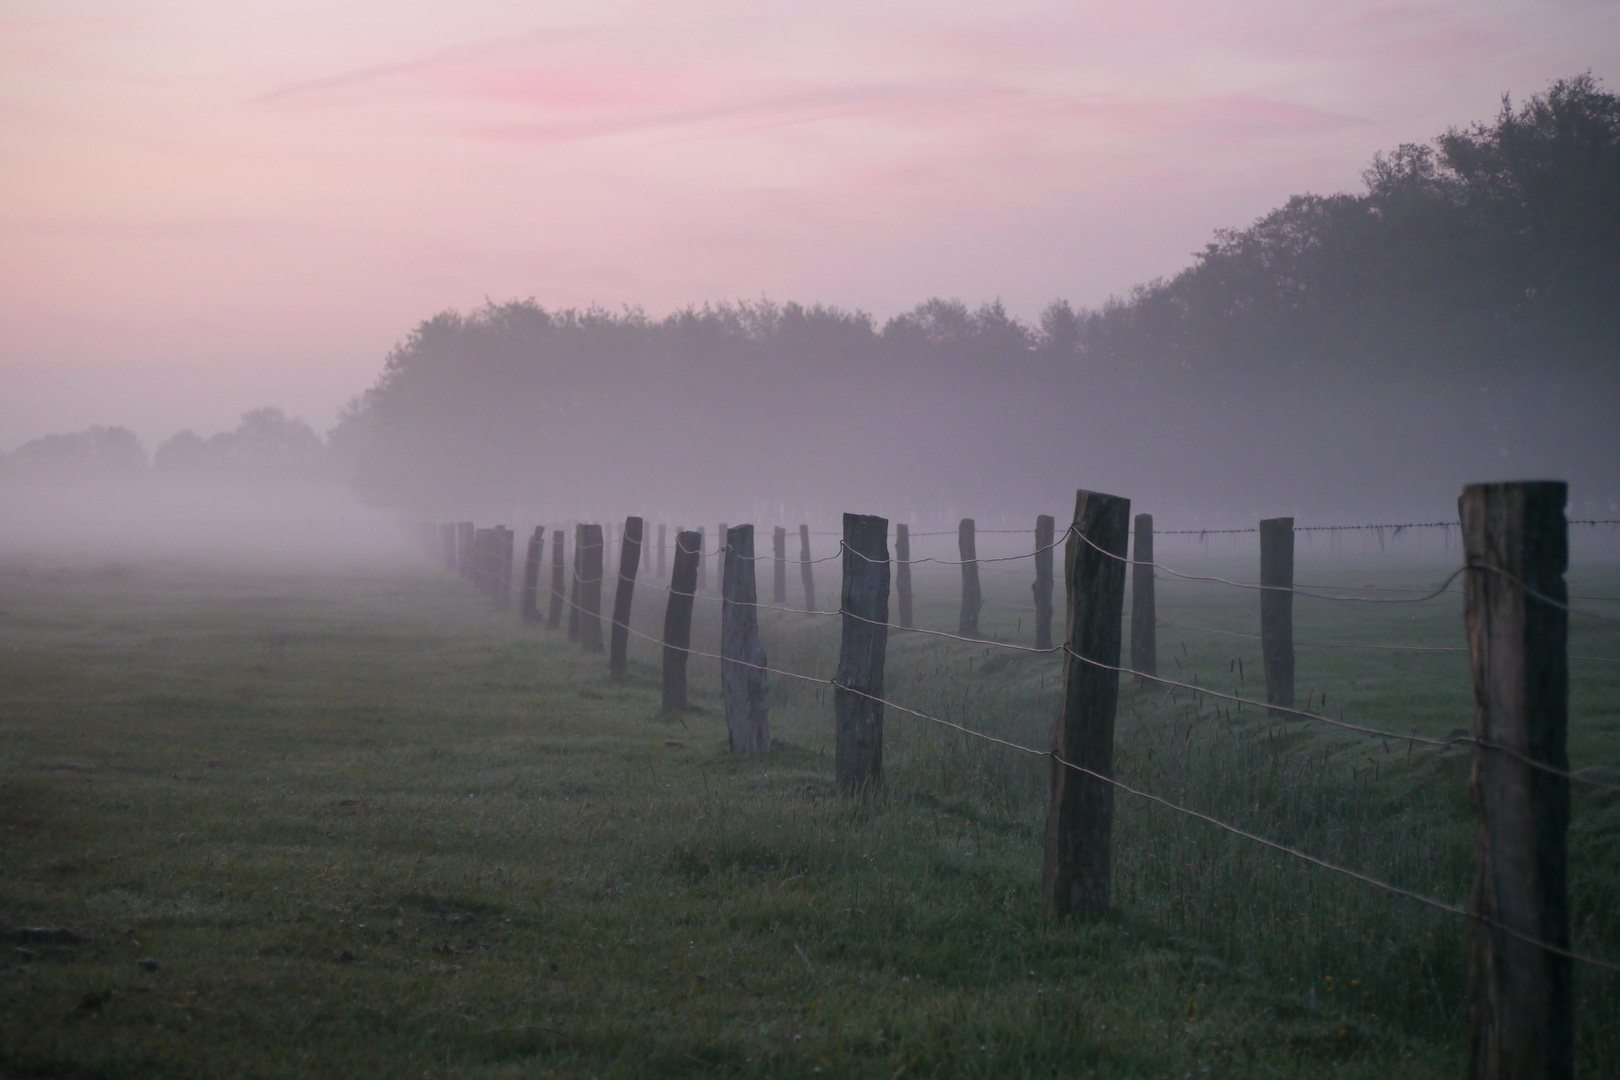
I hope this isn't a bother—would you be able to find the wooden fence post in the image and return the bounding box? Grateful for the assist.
[473,528,492,597]
[548,529,565,630]
[568,524,583,641]
[1461,481,1571,1080]
[1259,517,1295,713]
[958,518,981,638]
[836,513,889,794]
[799,524,815,609]
[520,526,544,623]
[721,525,769,752]
[497,526,515,610]
[578,524,604,653]
[697,527,707,594]
[773,526,787,604]
[662,530,701,712]
[657,524,667,579]
[1033,514,1055,649]
[610,516,643,679]
[895,523,913,629]
[1131,514,1156,678]
[1043,488,1131,921]
[440,523,457,573]
[717,523,728,595]
[457,521,474,580]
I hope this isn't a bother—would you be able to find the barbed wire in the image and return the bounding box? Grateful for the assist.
[1154,619,1620,664]
[1465,561,1620,624]
[454,565,1620,971]
[1155,619,1468,653]
[829,683,1620,974]
[1058,644,1620,795]
[1068,529,1470,604]
[520,560,1620,796]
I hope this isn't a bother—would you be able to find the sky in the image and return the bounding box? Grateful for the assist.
[2,0,1617,450]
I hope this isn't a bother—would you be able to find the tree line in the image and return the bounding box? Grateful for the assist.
[1,409,329,487]
[334,75,1617,523]
[10,76,1615,523]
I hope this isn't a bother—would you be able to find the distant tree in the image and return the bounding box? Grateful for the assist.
[153,409,326,482]
[153,430,212,475]
[7,426,146,482]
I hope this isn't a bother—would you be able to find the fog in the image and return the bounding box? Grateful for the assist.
[4,55,1619,565]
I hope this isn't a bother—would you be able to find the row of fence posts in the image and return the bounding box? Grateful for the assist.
[424,479,1571,1079]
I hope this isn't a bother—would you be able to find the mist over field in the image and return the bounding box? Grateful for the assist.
[4,9,1620,1078]
[4,75,1618,555]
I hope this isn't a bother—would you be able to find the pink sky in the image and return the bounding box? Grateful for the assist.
[2,0,1616,447]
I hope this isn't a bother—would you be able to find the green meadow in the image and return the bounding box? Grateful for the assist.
[2,543,1616,1078]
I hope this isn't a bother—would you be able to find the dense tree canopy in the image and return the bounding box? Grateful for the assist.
[334,75,1619,523]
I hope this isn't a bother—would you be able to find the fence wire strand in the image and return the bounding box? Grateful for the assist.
[452,559,1620,974]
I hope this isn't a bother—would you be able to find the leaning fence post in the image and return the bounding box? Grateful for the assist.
[520,526,544,622]
[548,529,565,630]
[1042,488,1130,921]
[958,518,981,638]
[568,525,583,641]
[1033,514,1055,649]
[578,524,605,653]
[1461,481,1571,1080]
[799,525,815,609]
[662,530,701,711]
[1259,517,1295,713]
[773,526,787,604]
[895,523,913,629]
[1131,513,1156,679]
[610,516,643,679]
[836,513,889,794]
[721,525,769,752]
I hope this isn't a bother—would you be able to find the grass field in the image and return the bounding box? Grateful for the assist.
[1,540,1617,1078]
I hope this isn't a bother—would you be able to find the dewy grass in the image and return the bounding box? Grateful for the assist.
[0,552,1616,1078]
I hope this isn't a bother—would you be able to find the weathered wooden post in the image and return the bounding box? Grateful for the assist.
[1033,514,1055,649]
[457,521,474,580]
[440,523,457,573]
[1461,481,1571,1080]
[548,529,565,630]
[657,524,667,579]
[610,516,643,679]
[799,524,815,609]
[836,513,889,794]
[895,523,913,629]
[520,526,544,623]
[662,530,701,712]
[1259,517,1295,713]
[568,524,583,641]
[958,518,981,638]
[497,526,515,610]
[1131,514,1156,678]
[578,523,605,653]
[696,527,707,594]
[717,523,728,595]
[773,526,787,604]
[721,525,770,752]
[1043,488,1131,921]
[472,528,492,596]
